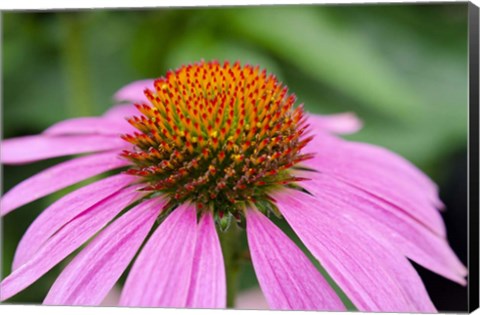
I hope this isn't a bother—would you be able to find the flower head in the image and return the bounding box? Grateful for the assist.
[1,61,466,311]
[120,61,311,228]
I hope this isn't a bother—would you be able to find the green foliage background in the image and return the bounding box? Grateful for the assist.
[2,3,468,307]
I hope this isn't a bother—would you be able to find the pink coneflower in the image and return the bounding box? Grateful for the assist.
[0,61,466,311]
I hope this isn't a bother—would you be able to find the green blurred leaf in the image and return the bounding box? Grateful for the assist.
[228,6,426,120]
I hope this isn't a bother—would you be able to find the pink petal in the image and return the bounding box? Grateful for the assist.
[246,208,346,311]
[275,189,436,312]
[186,212,226,309]
[44,117,134,136]
[308,112,362,134]
[119,204,197,307]
[113,79,155,103]
[44,198,164,306]
[12,174,135,270]
[103,104,138,120]
[0,187,142,301]
[1,135,127,165]
[303,132,446,236]
[300,173,466,284]
[1,152,129,216]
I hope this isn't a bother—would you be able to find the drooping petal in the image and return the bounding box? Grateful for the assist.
[1,152,129,216]
[300,173,466,284]
[186,212,226,309]
[119,204,197,307]
[246,208,346,311]
[44,198,163,306]
[308,112,362,134]
[236,289,269,310]
[100,286,121,306]
[275,189,436,312]
[310,130,442,208]
[44,117,134,136]
[0,187,142,301]
[303,132,445,236]
[114,79,155,103]
[103,104,138,120]
[12,174,135,270]
[1,135,127,164]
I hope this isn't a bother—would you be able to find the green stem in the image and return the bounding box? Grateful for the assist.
[52,15,98,273]
[219,223,242,308]
[60,13,93,117]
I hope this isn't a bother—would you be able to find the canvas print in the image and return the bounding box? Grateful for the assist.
[1,3,476,312]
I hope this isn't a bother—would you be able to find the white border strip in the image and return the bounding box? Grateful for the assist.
[0,1,476,315]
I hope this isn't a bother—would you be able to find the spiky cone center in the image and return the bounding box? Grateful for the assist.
[121,61,313,229]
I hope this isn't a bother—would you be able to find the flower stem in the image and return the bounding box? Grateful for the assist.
[59,13,93,117]
[219,223,242,308]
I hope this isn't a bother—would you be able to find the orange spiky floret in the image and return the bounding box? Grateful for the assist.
[121,61,313,224]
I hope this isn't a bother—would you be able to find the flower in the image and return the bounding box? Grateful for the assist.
[0,61,466,311]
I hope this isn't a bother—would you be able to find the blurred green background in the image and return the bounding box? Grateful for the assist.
[2,3,469,311]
